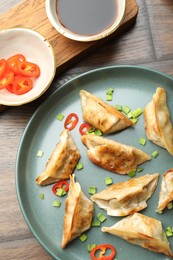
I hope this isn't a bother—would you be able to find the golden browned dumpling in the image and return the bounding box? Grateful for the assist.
[157,168,173,212]
[61,175,94,248]
[144,87,173,156]
[79,90,134,134]
[91,173,159,216]
[36,129,80,186]
[81,134,151,174]
[102,213,173,258]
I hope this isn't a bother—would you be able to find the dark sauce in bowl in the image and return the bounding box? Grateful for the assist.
[56,0,119,36]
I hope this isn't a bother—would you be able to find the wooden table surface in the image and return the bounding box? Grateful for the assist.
[1,0,173,259]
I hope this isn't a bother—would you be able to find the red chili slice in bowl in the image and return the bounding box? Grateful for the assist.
[0,69,14,90]
[10,76,33,95]
[7,54,26,75]
[17,61,40,78]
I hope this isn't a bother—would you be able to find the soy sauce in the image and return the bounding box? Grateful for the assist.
[56,0,119,36]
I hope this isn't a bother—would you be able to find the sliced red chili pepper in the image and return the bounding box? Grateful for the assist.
[12,76,33,95]
[64,113,79,131]
[79,122,93,135]
[0,59,7,78]
[17,61,40,78]
[7,54,26,63]
[6,82,15,93]
[90,244,116,260]
[7,54,26,74]
[52,180,69,195]
[0,69,14,90]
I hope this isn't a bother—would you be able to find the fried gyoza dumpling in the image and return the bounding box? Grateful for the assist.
[61,175,94,248]
[81,134,151,174]
[102,213,173,258]
[79,90,134,134]
[144,87,173,156]
[157,168,173,212]
[36,129,80,186]
[91,173,159,216]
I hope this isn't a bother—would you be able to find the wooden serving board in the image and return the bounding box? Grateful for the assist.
[0,0,138,73]
[0,0,138,111]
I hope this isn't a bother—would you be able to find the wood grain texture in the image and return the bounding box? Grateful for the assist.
[1,0,173,259]
[1,238,52,260]
[146,0,173,60]
[0,0,138,73]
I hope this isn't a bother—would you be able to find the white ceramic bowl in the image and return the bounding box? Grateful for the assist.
[0,28,56,106]
[46,0,126,42]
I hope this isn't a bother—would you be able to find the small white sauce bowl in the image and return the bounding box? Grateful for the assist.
[45,0,126,42]
[0,28,56,106]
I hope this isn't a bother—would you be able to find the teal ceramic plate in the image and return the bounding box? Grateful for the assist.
[16,66,173,260]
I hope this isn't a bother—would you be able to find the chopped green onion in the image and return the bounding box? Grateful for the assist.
[76,162,83,170]
[56,113,64,121]
[52,200,61,207]
[131,108,143,118]
[122,105,131,115]
[167,202,173,210]
[88,132,95,135]
[92,219,101,227]
[79,233,88,242]
[56,188,66,197]
[97,213,107,223]
[88,186,97,195]
[115,104,122,111]
[152,150,159,158]
[166,226,173,237]
[166,230,172,237]
[104,177,113,185]
[127,112,133,118]
[139,137,147,146]
[37,150,44,157]
[94,129,103,136]
[87,127,95,134]
[167,226,172,232]
[106,87,114,95]
[40,193,44,200]
[106,94,113,101]
[156,209,162,214]
[128,170,136,178]
[137,167,143,173]
[131,117,139,124]
[88,244,96,252]
[106,88,114,101]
